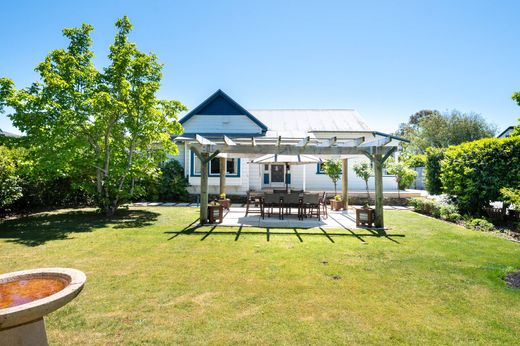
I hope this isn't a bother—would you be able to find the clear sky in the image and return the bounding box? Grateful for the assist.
[1,0,519,135]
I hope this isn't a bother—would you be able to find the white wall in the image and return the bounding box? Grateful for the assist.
[182,115,263,134]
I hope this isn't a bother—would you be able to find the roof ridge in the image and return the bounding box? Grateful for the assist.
[248,108,357,111]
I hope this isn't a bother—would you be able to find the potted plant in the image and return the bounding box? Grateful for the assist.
[356,202,375,227]
[218,193,231,210]
[208,200,223,224]
[329,194,343,211]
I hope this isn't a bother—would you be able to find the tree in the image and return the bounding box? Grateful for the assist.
[511,91,520,137]
[353,161,372,203]
[0,146,22,212]
[1,17,185,215]
[386,162,417,198]
[323,160,342,196]
[397,109,497,154]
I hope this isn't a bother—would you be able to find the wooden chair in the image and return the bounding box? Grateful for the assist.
[245,191,264,218]
[263,193,284,220]
[283,192,302,219]
[319,192,328,219]
[302,193,321,220]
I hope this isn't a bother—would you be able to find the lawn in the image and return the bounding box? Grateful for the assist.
[1,207,519,345]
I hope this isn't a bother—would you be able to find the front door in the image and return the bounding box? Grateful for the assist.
[270,164,285,187]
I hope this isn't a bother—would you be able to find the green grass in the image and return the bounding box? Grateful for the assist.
[1,207,520,345]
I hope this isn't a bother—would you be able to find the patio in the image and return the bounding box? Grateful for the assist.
[220,206,358,229]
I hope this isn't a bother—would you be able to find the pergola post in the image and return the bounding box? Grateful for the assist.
[219,157,226,196]
[373,153,384,228]
[342,158,348,210]
[200,153,209,225]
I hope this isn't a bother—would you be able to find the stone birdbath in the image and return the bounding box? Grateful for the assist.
[0,268,86,346]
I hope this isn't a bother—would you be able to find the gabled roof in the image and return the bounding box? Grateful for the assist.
[179,89,268,132]
[249,109,371,137]
[497,126,515,138]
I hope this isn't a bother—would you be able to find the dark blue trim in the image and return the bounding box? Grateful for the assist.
[190,151,240,177]
[179,89,268,133]
[286,173,291,184]
[316,163,325,174]
[263,173,269,184]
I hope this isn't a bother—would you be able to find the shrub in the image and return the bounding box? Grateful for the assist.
[440,137,520,215]
[465,218,495,232]
[135,160,188,202]
[405,154,427,168]
[424,147,445,195]
[386,162,417,197]
[0,146,22,212]
[439,204,461,222]
[409,197,441,217]
[500,187,520,212]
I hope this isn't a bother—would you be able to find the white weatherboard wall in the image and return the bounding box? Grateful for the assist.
[181,115,263,134]
[186,154,251,195]
[287,160,397,192]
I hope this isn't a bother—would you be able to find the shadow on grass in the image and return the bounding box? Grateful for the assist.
[165,222,405,243]
[0,209,160,247]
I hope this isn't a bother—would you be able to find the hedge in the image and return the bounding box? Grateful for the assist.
[424,147,445,195]
[440,136,520,215]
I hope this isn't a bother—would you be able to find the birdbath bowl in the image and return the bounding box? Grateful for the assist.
[0,268,86,346]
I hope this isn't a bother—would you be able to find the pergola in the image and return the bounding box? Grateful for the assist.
[184,131,408,229]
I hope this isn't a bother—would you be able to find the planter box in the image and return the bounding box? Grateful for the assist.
[329,199,344,211]
[356,208,375,227]
[208,205,223,224]
[218,199,231,210]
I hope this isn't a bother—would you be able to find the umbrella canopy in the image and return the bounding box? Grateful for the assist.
[250,154,323,165]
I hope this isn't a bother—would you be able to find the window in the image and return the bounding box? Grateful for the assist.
[191,152,240,177]
[317,162,326,174]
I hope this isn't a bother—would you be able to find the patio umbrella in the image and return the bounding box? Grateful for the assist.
[249,154,323,165]
[249,154,323,192]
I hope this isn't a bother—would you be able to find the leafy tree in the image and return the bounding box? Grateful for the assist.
[386,162,417,198]
[511,91,520,137]
[323,159,342,196]
[353,161,372,203]
[1,17,185,215]
[0,146,23,212]
[397,109,496,154]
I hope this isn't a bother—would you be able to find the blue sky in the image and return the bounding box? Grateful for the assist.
[1,0,519,134]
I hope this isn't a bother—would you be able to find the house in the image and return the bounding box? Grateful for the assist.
[497,126,515,138]
[172,90,400,196]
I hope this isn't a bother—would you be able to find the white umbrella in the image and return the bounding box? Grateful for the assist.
[249,154,322,192]
[249,154,322,165]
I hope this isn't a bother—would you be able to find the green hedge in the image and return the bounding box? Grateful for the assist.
[424,148,445,195]
[440,136,520,215]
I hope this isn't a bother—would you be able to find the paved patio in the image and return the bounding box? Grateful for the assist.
[219,207,358,229]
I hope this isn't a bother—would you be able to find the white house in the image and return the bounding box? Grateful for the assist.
[172,89,399,196]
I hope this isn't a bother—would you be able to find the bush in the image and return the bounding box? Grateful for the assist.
[409,197,461,222]
[135,160,188,202]
[409,197,441,217]
[465,218,495,232]
[440,137,520,215]
[439,204,461,222]
[405,154,427,168]
[386,162,417,196]
[424,148,445,195]
[0,146,22,213]
[500,187,520,212]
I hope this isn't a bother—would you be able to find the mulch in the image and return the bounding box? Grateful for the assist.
[506,270,520,289]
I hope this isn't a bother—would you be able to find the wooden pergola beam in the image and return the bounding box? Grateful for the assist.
[223,135,236,146]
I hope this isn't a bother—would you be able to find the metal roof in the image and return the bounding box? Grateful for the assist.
[249,109,370,137]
